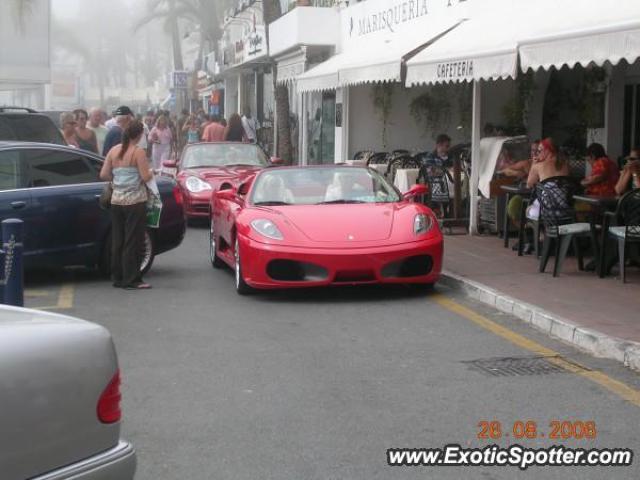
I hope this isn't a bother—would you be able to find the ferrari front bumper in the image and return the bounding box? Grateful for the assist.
[238,234,443,289]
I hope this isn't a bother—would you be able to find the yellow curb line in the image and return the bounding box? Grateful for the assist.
[25,290,50,298]
[34,284,75,311]
[433,293,640,408]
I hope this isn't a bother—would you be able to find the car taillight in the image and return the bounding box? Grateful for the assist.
[97,369,122,424]
[173,185,183,206]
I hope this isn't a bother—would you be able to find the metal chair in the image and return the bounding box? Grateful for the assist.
[385,154,416,183]
[601,188,640,282]
[353,150,374,163]
[537,176,590,277]
[417,164,450,218]
[366,151,389,166]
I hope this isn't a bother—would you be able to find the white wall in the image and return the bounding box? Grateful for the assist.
[347,80,515,156]
[224,76,239,116]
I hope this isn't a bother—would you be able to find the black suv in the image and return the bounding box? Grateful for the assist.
[0,107,66,145]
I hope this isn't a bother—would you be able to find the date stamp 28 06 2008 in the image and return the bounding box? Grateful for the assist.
[477,420,597,441]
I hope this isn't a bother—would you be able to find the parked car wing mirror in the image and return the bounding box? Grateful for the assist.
[237,181,252,196]
[403,184,429,200]
[215,188,237,201]
[270,156,284,165]
[162,160,177,169]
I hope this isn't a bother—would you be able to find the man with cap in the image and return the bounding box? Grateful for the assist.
[102,106,134,156]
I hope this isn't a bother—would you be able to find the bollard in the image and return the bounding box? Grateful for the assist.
[2,219,24,307]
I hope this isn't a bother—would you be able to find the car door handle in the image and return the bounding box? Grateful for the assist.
[10,201,27,210]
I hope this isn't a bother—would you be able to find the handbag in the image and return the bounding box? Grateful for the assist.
[99,182,113,210]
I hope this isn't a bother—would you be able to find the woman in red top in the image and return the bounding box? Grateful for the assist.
[581,143,619,196]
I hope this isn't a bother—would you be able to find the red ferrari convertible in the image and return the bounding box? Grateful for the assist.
[164,142,277,218]
[209,165,443,294]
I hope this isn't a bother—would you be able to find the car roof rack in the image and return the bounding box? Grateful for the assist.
[0,106,38,113]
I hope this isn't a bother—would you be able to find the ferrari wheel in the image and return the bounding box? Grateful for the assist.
[209,220,224,269]
[234,237,253,295]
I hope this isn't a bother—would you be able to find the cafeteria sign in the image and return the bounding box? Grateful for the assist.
[436,60,474,80]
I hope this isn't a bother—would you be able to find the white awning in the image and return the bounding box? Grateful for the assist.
[276,50,308,85]
[520,15,640,71]
[297,56,341,93]
[406,14,518,85]
[298,20,461,93]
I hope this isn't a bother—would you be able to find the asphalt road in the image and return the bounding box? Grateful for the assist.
[27,227,640,480]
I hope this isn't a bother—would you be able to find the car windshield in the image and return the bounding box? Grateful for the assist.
[250,167,401,206]
[181,143,268,169]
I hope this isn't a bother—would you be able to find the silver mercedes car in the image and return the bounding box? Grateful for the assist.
[0,305,136,480]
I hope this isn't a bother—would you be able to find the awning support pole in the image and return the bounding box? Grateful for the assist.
[469,80,482,235]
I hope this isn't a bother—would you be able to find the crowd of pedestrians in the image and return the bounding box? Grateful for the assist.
[53,104,264,292]
[58,105,262,164]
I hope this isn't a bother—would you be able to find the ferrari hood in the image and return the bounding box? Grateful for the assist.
[278,204,396,242]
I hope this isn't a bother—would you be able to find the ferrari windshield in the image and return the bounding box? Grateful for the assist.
[250,167,401,206]
[181,143,269,169]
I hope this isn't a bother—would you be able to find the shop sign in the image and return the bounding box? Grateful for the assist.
[246,25,265,61]
[345,0,470,42]
[436,59,474,80]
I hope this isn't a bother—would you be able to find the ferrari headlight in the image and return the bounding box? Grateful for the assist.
[251,219,284,240]
[185,176,212,193]
[414,213,432,235]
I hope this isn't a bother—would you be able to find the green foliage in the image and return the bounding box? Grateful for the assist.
[502,71,535,136]
[371,83,394,148]
[410,83,471,139]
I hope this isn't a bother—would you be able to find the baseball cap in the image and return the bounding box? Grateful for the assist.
[114,105,133,116]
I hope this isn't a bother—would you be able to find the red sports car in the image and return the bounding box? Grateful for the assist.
[209,165,443,294]
[166,142,276,218]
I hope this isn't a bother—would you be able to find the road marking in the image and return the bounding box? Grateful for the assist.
[34,284,75,311]
[434,293,640,408]
[56,284,75,309]
[25,289,50,298]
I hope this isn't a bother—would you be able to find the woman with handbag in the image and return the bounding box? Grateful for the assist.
[100,120,154,290]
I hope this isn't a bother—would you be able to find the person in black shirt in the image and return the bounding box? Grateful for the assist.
[102,106,134,156]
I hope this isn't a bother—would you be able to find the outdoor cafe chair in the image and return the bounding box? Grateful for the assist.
[353,150,374,163]
[386,154,418,183]
[366,151,389,166]
[537,176,591,277]
[600,188,640,283]
[417,164,451,218]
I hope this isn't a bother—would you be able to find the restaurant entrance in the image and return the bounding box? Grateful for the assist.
[307,91,336,165]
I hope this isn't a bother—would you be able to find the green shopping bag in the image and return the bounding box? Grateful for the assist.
[146,178,163,228]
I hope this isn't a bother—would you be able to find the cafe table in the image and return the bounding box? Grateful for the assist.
[344,158,367,167]
[394,168,420,193]
[368,163,388,176]
[573,194,619,277]
[500,184,532,251]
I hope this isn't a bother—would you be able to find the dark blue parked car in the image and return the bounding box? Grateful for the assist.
[0,142,185,274]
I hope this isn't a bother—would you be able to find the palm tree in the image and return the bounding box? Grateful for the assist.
[134,0,229,71]
[135,0,184,71]
[9,0,36,35]
[263,0,293,164]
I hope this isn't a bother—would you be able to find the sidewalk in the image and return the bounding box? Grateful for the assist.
[441,233,640,369]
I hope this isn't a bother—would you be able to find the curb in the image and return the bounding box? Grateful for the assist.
[440,271,640,371]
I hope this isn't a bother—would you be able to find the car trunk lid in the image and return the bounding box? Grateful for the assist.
[0,306,121,480]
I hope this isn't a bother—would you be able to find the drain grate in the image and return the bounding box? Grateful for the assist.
[462,355,587,377]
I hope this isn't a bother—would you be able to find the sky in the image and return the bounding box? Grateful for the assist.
[51,0,136,19]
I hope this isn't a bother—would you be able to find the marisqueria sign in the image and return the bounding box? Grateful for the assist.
[349,0,468,38]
